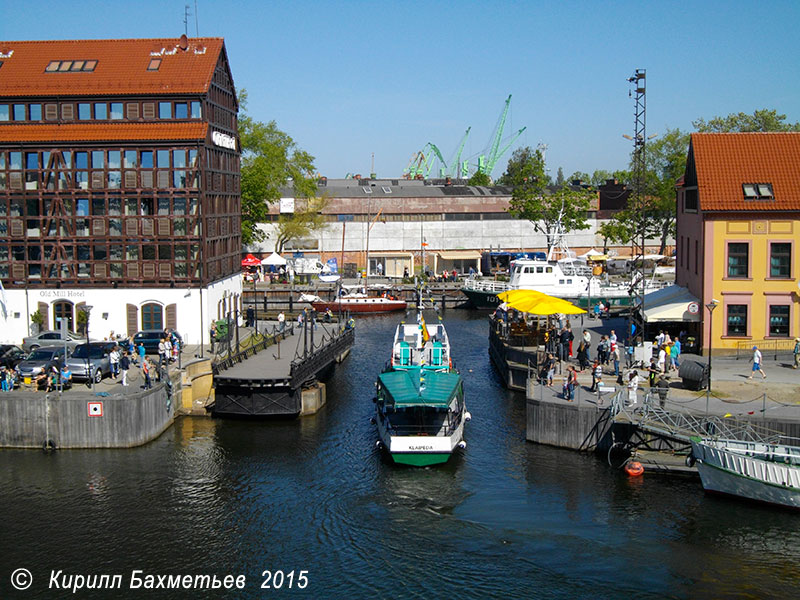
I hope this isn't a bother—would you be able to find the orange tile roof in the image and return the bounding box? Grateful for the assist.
[0,37,224,97]
[691,132,800,211]
[0,122,208,143]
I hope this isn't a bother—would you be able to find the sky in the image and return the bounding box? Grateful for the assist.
[3,0,799,181]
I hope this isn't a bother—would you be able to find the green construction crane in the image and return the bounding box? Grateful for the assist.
[476,95,526,176]
[447,127,471,178]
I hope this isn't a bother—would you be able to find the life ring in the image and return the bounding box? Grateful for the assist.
[42,439,56,452]
[624,461,644,477]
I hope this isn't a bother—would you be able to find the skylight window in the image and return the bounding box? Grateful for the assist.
[362,186,372,193]
[147,58,161,71]
[45,60,97,73]
[382,186,392,194]
[743,183,774,200]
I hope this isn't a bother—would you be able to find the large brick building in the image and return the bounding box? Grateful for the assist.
[0,36,242,346]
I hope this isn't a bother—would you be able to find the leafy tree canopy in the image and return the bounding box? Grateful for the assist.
[693,109,800,133]
[238,90,317,246]
[503,147,592,253]
[273,196,330,253]
[467,170,492,186]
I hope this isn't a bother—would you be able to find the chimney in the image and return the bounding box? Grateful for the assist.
[179,34,189,51]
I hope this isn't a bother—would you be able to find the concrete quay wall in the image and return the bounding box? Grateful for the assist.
[0,385,175,449]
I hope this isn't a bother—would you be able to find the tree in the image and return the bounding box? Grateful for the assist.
[503,147,592,254]
[467,170,491,186]
[567,171,590,185]
[238,90,317,246]
[693,109,800,133]
[597,220,631,253]
[273,196,329,253]
[555,167,565,186]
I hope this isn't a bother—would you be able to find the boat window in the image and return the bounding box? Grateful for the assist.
[559,279,564,284]
[567,279,572,284]
[525,267,533,273]
[546,267,552,273]
[537,267,543,273]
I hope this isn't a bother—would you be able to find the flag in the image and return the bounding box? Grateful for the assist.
[420,314,430,343]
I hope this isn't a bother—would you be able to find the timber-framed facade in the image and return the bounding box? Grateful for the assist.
[0,36,242,342]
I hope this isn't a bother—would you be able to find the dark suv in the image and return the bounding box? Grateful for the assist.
[133,330,181,354]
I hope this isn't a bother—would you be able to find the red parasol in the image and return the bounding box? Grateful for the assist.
[241,254,261,267]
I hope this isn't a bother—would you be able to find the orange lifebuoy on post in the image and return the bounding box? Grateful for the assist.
[624,461,644,477]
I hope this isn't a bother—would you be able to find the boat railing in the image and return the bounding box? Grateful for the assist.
[386,423,453,437]
[462,278,509,293]
[708,439,800,464]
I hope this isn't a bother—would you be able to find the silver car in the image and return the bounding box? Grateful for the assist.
[65,341,118,383]
[15,346,71,379]
[22,330,84,353]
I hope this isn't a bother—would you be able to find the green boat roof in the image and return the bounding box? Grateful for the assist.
[378,369,461,408]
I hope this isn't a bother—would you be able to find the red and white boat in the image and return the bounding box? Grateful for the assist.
[311,292,406,314]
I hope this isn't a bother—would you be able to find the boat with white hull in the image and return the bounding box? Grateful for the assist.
[690,437,800,509]
[374,305,468,466]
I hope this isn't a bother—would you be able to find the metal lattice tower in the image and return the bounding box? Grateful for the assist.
[628,69,647,348]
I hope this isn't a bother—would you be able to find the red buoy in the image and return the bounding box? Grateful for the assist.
[625,461,644,477]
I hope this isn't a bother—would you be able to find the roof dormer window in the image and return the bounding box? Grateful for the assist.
[45,59,97,73]
[743,183,773,200]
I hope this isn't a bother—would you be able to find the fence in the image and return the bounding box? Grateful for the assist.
[735,339,796,360]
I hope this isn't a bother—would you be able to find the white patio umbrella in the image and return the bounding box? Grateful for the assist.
[261,252,287,266]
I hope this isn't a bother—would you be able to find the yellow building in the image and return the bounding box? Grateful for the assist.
[676,132,800,354]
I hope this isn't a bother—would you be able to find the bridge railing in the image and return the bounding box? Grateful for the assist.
[290,327,355,388]
[212,323,296,375]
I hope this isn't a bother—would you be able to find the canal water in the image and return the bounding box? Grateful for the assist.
[1,311,798,599]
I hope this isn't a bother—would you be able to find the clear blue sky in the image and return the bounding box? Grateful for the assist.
[3,0,799,180]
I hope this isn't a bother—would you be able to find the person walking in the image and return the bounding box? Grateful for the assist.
[670,339,681,371]
[610,342,620,377]
[627,370,640,407]
[590,360,603,392]
[158,337,168,366]
[120,351,130,387]
[657,344,667,374]
[278,311,286,333]
[582,329,592,362]
[109,346,120,380]
[794,338,800,369]
[142,359,152,390]
[137,342,146,366]
[748,345,766,379]
[577,340,589,371]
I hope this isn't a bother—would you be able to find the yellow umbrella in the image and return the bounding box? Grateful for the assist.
[497,289,585,315]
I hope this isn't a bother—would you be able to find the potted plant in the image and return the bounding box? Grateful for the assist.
[76,309,88,336]
[30,309,44,335]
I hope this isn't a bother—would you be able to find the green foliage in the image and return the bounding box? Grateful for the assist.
[567,171,591,185]
[467,171,492,186]
[555,167,564,186]
[238,90,317,246]
[693,109,800,133]
[503,147,591,253]
[273,196,330,253]
[31,309,44,326]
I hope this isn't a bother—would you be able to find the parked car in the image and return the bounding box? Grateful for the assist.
[0,344,27,369]
[15,346,71,380]
[65,341,118,383]
[22,330,84,353]
[133,330,182,354]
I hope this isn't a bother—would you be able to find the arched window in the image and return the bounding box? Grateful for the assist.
[53,301,75,332]
[141,303,163,330]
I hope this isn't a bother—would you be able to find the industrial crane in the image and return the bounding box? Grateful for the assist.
[475,95,526,176]
[447,127,471,178]
[404,143,448,179]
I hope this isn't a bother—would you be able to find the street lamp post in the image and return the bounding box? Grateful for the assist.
[705,299,719,418]
[81,305,94,393]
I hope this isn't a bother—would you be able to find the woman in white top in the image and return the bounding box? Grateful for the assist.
[657,345,667,373]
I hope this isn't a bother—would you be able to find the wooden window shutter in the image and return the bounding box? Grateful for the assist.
[92,218,106,235]
[165,303,177,330]
[61,104,74,120]
[142,103,155,119]
[126,304,139,336]
[124,171,137,188]
[142,263,156,278]
[11,263,25,279]
[126,263,139,278]
[10,218,24,236]
[44,104,58,120]
[159,263,171,279]
[93,263,107,278]
[140,171,153,188]
[9,172,22,190]
[126,103,140,120]
[125,219,138,236]
[38,302,50,330]
[157,218,171,236]
[157,170,169,189]
[141,218,154,236]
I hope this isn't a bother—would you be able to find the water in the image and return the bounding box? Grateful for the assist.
[1,311,799,599]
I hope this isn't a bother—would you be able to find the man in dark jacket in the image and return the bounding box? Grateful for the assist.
[120,351,131,387]
[559,327,573,363]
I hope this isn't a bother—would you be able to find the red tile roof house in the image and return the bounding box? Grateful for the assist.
[675,132,800,354]
[0,36,242,349]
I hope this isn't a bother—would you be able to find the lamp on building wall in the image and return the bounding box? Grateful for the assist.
[705,299,719,417]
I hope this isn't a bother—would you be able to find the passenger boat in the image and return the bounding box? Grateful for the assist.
[462,256,666,309]
[374,305,468,466]
[689,436,800,509]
